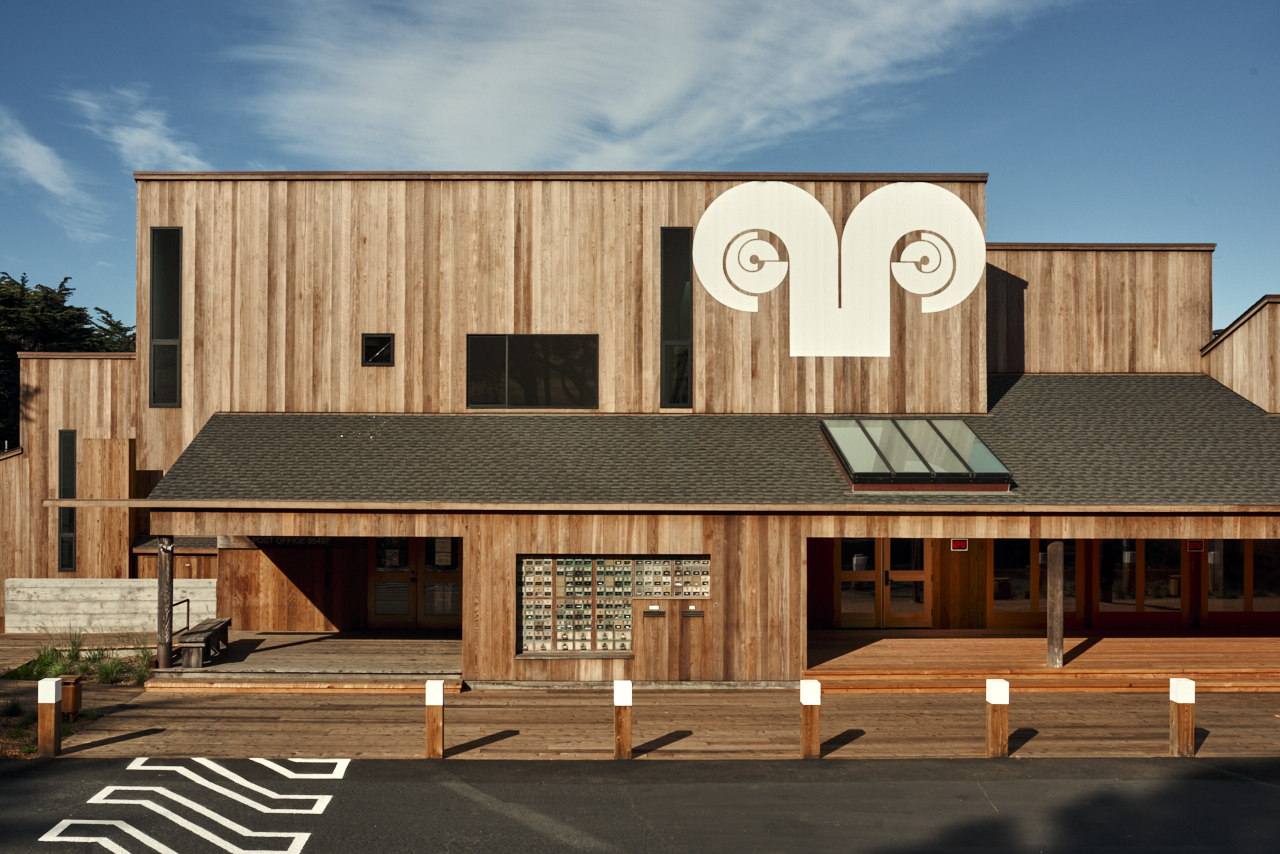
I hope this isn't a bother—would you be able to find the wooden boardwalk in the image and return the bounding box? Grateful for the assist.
[56,687,1280,760]
[807,633,1280,692]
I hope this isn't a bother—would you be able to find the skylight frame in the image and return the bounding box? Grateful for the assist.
[821,417,1012,488]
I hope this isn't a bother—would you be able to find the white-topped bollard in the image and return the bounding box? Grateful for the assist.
[425,680,444,759]
[985,678,1010,758]
[801,679,822,759]
[38,677,62,758]
[1170,678,1195,757]
[614,680,633,759]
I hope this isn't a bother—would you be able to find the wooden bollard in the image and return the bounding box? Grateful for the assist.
[61,674,84,716]
[1170,678,1195,757]
[985,678,1009,758]
[613,680,633,759]
[801,679,821,759]
[38,677,62,758]
[425,680,444,759]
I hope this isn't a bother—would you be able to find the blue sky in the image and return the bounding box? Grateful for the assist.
[1,0,1275,329]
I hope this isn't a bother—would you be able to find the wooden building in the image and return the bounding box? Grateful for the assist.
[2,171,1278,683]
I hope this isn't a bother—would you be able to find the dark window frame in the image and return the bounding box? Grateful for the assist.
[361,333,396,367]
[466,334,600,410]
[149,227,182,408]
[58,429,75,572]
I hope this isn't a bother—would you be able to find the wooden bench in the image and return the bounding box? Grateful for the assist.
[174,618,231,668]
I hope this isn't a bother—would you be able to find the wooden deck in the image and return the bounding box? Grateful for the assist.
[54,687,1280,760]
[807,632,1280,692]
[150,630,463,683]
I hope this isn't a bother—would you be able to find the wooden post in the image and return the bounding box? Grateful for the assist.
[801,679,821,759]
[613,680,632,760]
[38,678,62,758]
[425,680,444,759]
[60,674,84,716]
[157,536,174,670]
[986,678,1009,758]
[1047,540,1064,668]
[1170,678,1196,757]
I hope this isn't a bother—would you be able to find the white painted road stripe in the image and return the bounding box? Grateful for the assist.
[40,819,180,854]
[125,758,330,814]
[249,759,351,779]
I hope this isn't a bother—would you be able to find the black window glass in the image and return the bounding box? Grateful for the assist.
[362,334,395,367]
[661,343,691,408]
[507,335,598,408]
[661,227,693,408]
[661,228,692,341]
[58,429,76,499]
[151,343,180,407]
[58,533,75,572]
[467,336,508,406]
[151,229,181,340]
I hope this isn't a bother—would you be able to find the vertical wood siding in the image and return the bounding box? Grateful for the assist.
[1202,300,1279,412]
[135,178,989,472]
[986,248,1213,374]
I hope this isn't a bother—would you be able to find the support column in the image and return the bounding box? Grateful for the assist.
[157,536,174,669]
[1047,540,1064,668]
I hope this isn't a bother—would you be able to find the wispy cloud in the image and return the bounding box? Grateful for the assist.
[233,0,1064,170]
[65,86,211,171]
[0,105,107,241]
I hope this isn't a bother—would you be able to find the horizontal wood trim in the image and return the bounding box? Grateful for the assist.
[515,653,635,660]
[135,171,991,183]
[131,547,220,555]
[0,448,22,462]
[17,352,136,360]
[44,498,1280,514]
[1200,294,1280,356]
[986,243,1216,252]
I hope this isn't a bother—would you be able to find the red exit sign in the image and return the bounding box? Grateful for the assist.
[950,539,969,552]
[1187,540,1205,552]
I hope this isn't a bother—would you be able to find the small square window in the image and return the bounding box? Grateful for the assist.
[362,334,395,367]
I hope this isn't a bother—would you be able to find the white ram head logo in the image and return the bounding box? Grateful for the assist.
[692,181,985,357]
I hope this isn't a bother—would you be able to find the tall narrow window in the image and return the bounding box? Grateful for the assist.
[660,227,693,408]
[58,430,75,572]
[150,227,182,407]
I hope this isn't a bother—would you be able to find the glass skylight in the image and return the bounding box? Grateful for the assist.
[821,418,1011,488]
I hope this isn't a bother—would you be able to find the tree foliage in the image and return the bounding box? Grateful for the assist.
[0,272,135,448]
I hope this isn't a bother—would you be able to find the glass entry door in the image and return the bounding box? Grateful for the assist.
[368,538,462,629]
[837,538,932,628]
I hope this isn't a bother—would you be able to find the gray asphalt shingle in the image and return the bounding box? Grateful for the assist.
[147,374,1280,507]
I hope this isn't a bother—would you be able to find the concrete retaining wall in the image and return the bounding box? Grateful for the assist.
[3,578,217,634]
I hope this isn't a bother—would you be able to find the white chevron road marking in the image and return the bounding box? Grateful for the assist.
[86,786,310,854]
[125,758,330,814]
[249,759,350,779]
[40,819,179,854]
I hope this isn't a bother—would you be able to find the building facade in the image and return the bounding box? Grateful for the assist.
[2,171,1278,682]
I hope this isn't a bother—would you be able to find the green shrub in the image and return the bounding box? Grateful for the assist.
[21,742,36,755]
[61,722,74,737]
[7,727,25,739]
[1,696,21,717]
[18,711,36,728]
[63,628,85,662]
[95,658,124,684]
[128,653,152,686]
[84,707,100,722]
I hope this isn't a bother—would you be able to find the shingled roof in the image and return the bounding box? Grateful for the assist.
[147,374,1280,507]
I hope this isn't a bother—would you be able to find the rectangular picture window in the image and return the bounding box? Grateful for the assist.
[467,334,598,409]
[150,227,182,408]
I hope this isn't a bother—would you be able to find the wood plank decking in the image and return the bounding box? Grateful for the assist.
[806,633,1280,692]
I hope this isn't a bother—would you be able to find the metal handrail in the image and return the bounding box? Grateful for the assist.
[171,598,190,634]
